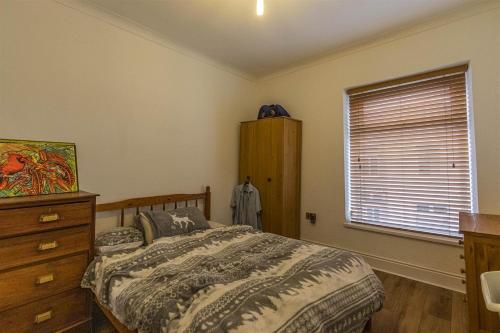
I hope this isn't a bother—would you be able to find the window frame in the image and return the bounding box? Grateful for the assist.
[343,65,478,243]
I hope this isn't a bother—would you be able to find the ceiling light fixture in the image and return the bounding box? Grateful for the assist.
[256,0,264,16]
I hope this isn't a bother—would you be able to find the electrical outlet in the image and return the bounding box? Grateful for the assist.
[306,212,317,224]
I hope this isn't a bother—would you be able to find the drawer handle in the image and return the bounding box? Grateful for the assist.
[35,273,54,285]
[459,254,465,260]
[460,268,466,274]
[458,239,464,245]
[38,241,58,251]
[34,310,52,324]
[39,213,60,223]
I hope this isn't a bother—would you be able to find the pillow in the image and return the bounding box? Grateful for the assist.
[95,227,144,254]
[135,213,156,245]
[136,207,210,244]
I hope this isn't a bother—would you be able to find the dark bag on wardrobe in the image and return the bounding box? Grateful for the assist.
[258,104,290,119]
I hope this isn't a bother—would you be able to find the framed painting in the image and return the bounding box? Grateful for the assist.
[0,139,79,198]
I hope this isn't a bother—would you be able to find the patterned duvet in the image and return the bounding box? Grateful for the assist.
[82,225,384,333]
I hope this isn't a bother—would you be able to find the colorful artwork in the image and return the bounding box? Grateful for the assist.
[0,139,78,197]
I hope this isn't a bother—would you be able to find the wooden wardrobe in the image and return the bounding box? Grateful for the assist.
[239,117,301,239]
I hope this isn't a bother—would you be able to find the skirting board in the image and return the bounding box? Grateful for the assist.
[301,238,465,293]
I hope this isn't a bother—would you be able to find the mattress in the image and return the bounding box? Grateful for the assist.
[82,225,384,333]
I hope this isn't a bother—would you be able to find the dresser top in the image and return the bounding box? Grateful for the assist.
[0,191,98,209]
[241,117,302,124]
[459,212,500,237]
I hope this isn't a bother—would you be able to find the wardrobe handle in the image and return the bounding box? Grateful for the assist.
[267,178,272,182]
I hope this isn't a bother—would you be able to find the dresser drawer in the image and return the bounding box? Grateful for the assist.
[0,253,87,311]
[0,201,92,238]
[0,289,89,333]
[0,226,90,271]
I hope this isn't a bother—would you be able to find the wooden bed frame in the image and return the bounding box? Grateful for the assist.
[91,185,373,333]
[97,186,211,226]
[93,186,211,333]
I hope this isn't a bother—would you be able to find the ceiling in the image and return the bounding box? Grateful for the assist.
[84,0,476,77]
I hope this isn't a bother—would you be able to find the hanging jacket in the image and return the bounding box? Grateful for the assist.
[230,183,262,230]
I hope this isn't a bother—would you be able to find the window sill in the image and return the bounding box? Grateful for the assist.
[343,221,462,247]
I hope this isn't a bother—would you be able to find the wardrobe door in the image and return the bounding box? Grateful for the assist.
[268,118,284,236]
[239,120,273,232]
[256,120,273,233]
[239,121,258,184]
[282,119,301,239]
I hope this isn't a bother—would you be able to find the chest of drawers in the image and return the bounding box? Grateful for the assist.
[0,191,98,333]
[460,212,500,333]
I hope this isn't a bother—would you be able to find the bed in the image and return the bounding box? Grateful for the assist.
[83,186,384,333]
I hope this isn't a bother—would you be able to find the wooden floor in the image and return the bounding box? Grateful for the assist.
[372,270,468,333]
[93,270,469,333]
[94,305,116,333]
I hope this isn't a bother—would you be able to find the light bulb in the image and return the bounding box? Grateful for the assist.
[257,0,264,16]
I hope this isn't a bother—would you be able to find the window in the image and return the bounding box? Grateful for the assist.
[345,65,475,237]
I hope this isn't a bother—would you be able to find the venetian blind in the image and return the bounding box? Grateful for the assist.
[346,65,472,237]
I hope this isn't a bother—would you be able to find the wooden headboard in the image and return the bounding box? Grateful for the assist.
[96,186,211,227]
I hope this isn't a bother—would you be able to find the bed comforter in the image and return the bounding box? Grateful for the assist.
[82,225,384,333]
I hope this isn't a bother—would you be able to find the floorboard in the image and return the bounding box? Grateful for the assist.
[93,270,469,333]
[372,270,468,333]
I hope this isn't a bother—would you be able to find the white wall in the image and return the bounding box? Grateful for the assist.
[257,5,500,291]
[0,0,256,232]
